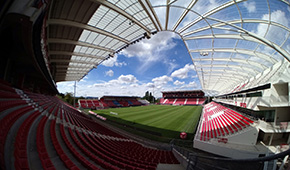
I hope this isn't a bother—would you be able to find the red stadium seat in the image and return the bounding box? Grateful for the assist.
[199,102,254,141]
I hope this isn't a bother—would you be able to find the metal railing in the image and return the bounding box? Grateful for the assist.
[173,144,290,170]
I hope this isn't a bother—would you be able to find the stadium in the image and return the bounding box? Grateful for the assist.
[0,0,290,170]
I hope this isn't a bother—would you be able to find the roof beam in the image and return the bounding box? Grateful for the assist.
[203,75,245,81]
[144,0,163,30]
[211,81,239,92]
[48,19,130,44]
[195,64,259,74]
[49,51,105,59]
[172,0,197,31]
[204,78,240,86]
[56,67,89,70]
[196,65,257,75]
[56,65,94,69]
[55,75,83,78]
[55,76,83,81]
[193,57,267,70]
[48,39,114,53]
[178,0,246,33]
[204,80,239,88]
[57,69,90,73]
[92,0,151,35]
[138,0,160,31]
[168,0,178,5]
[201,69,252,77]
[183,19,290,37]
[165,0,170,30]
[184,34,263,45]
[50,59,97,65]
[204,17,290,62]
[56,69,90,74]
[204,79,240,90]
[190,48,277,64]
[185,34,290,62]
[56,71,88,75]
[199,71,250,79]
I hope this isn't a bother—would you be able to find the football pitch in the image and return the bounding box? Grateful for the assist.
[93,105,202,140]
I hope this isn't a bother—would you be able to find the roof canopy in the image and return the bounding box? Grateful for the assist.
[47,0,290,95]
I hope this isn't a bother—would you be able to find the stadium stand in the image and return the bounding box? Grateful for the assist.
[186,98,197,105]
[138,99,150,105]
[0,83,179,170]
[199,102,255,141]
[1,0,290,169]
[79,100,87,108]
[85,96,144,109]
[160,91,206,106]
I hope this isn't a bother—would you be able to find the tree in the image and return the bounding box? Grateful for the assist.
[142,91,156,103]
[145,91,149,99]
[64,92,74,105]
[149,92,153,103]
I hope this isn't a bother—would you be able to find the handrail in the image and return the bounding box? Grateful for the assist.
[173,142,290,169]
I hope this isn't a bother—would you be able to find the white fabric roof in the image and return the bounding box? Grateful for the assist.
[47,0,290,95]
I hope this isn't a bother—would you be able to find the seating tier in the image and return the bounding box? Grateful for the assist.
[0,82,179,169]
[199,102,254,141]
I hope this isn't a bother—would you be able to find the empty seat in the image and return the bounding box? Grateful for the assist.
[199,102,254,141]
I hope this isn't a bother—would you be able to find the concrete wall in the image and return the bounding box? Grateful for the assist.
[276,107,290,123]
[226,127,259,145]
[193,140,261,159]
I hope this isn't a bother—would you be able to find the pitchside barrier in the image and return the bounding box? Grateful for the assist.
[172,145,290,170]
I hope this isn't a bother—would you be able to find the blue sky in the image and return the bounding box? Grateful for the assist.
[56,0,290,98]
[57,32,201,98]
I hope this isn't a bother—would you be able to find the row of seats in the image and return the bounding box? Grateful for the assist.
[199,102,254,141]
[79,99,143,109]
[14,111,40,169]
[79,100,101,108]
[160,98,206,105]
[37,116,56,170]
[0,81,179,169]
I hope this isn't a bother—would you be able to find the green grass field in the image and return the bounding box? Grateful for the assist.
[92,105,202,142]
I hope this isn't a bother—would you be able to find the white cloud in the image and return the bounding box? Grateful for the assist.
[164,59,179,74]
[56,81,75,94]
[130,83,139,88]
[192,75,198,78]
[183,0,218,25]
[171,64,195,79]
[256,10,289,37]
[255,10,289,61]
[121,32,178,73]
[121,32,177,58]
[117,74,138,84]
[152,75,173,85]
[146,82,155,88]
[92,74,137,88]
[93,83,105,87]
[174,80,185,86]
[102,55,127,67]
[243,1,256,13]
[181,81,198,89]
[65,80,163,98]
[105,69,114,77]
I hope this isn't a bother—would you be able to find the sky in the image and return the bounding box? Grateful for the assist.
[56,0,290,98]
[56,31,201,98]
